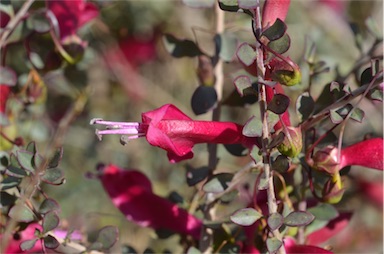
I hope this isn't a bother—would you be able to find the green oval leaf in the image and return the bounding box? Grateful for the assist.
[96,226,119,249]
[234,75,253,96]
[20,238,39,251]
[16,150,35,174]
[9,204,36,222]
[230,208,262,226]
[48,147,63,168]
[0,66,17,86]
[39,198,61,214]
[41,168,64,185]
[268,33,291,54]
[266,237,282,253]
[268,212,283,231]
[284,211,315,227]
[43,211,60,234]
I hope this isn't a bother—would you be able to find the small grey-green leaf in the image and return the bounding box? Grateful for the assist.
[284,211,315,227]
[48,147,63,168]
[203,173,234,193]
[330,110,343,124]
[187,246,202,254]
[250,145,262,163]
[96,226,119,249]
[238,0,257,9]
[1,176,22,190]
[230,208,262,226]
[268,33,291,54]
[20,238,38,251]
[236,43,257,66]
[350,107,365,123]
[268,212,283,231]
[307,203,339,221]
[234,75,252,96]
[215,32,238,62]
[33,153,45,170]
[41,168,64,185]
[39,198,61,214]
[0,66,17,86]
[182,0,215,8]
[266,237,282,253]
[369,89,383,101]
[243,115,262,137]
[26,141,37,154]
[43,211,60,234]
[267,110,280,132]
[9,204,35,222]
[16,150,35,173]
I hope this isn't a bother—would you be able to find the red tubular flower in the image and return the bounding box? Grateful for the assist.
[0,85,10,114]
[262,0,291,28]
[1,223,43,253]
[47,0,99,40]
[313,138,384,174]
[99,164,202,239]
[306,212,352,245]
[91,104,256,163]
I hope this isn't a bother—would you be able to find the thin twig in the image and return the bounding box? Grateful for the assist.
[0,0,35,48]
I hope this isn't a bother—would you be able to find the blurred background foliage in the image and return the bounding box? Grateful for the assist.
[4,0,382,253]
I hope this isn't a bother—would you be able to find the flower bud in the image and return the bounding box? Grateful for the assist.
[322,173,345,204]
[277,127,302,158]
[312,146,340,174]
[273,69,301,87]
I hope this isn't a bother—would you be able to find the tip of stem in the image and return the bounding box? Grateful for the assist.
[90,118,103,125]
[95,129,103,141]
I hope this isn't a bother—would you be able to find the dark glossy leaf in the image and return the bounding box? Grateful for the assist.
[218,0,253,16]
[271,155,290,173]
[0,66,17,86]
[6,165,28,178]
[33,153,45,170]
[48,147,63,168]
[0,191,17,206]
[96,226,119,249]
[39,198,61,214]
[230,208,262,226]
[26,141,37,154]
[182,0,215,8]
[203,173,233,193]
[266,237,282,253]
[284,211,315,227]
[191,86,217,115]
[43,235,60,249]
[268,33,290,54]
[268,213,284,231]
[20,238,38,251]
[26,12,50,33]
[222,88,258,107]
[186,165,210,186]
[168,191,184,204]
[0,151,9,170]
[43,211,60,234]
[41,168,65,185]
[243,115,262,137]
[16,150,35,174]
[236,43,257,66]
[162,34,202,58]
[262,18,286,41]
[360,67,373,86]
[296,92,315,122]
[215,32,237,62]
[1,176,22,190]
[224,143,248,157]
[267,93,290,115]
[234,75,252,96]
[9,204,35,222]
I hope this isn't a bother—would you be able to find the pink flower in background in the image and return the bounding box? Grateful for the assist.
[46,0,99,40]
[99,164,202,239]
[357,180,383,209]
[0,85,10,114]
[91,104,257,163]
[118,36,157,69]
[313,138,384,174]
